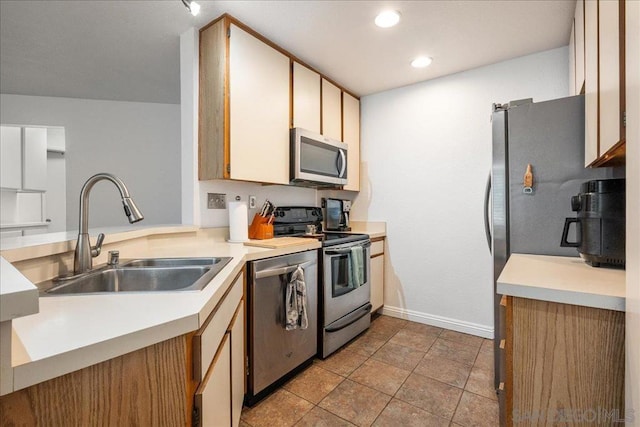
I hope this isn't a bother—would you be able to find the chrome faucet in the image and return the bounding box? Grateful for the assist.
[74,173,144,274]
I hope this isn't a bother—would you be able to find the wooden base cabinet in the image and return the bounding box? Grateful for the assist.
[505,296,625,426]
[0,270,246,427]
[370,239,385,312]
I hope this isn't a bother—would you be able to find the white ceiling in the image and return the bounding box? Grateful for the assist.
[0,0,575,104]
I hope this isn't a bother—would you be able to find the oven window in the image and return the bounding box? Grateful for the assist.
[330,253,367,298]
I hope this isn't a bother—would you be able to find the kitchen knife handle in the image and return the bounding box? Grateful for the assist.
[560,218,581,248]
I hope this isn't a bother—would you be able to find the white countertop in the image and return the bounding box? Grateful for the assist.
[1,226,321,393]
[497,254,626,311]
[0,257,39,322]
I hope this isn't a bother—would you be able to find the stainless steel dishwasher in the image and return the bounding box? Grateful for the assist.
[245,249,318,405]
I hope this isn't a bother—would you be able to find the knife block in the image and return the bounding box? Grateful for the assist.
[249,214,274,240]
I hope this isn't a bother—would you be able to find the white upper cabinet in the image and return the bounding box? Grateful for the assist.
[584,0,599,166]
[322,79,342,141]
[292,62,321,133]
[575,0,586,94]
[0,126,22,190]
[342,93,360,192]
[22,127,48,191]
[599,0,621,155]
[229,24,290,184]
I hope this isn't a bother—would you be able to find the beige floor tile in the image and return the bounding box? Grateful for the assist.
[372,315,408,330]
[427,338,479,366]
[479,338,493,354]
[346,330,388,356]
[473,349,494,371]
[464,365,497,401]
[413,353,471,388]
[395,373,463,420]
[284,364,345,404]
[319,379,391,427]
[372,399,450,427]
[369,317,406,340]
[315,348,368,377]
[371,341,425,371]
[349,358,411,396]
[402,322,443,337]
[241,389,314,427]
[388,329,437,352]
[295,406,356,426]
[452,391,499,426]
[439,330,483,349]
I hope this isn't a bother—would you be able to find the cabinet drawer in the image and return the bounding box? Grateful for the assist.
[195,333,231,427]
[194,271,244,381]
[370,240,384,257]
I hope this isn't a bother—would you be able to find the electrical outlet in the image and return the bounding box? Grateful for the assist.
[207,193,226,209]
[249,195,257,209]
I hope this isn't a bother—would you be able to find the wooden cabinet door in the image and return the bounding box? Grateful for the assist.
[569,22,576,96]
[321,79,342,141]
[342,93,360,192]
[584,0,599,166]
[230,304,245,427]
[22,127,47,191]
[293,62,321,133]
[0,126,22,190]
[195,333,231,427]
[371,255,384,312]
[229,24,290,184]
[599,0,622,155]
[575,0,586,93]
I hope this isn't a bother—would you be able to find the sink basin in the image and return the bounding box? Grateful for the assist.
[43,257,232,295]
[120,257,228,268]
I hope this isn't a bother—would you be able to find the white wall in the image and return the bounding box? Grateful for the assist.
[625,0,639,421]
[353,47,569,336]
[0,94,182,231]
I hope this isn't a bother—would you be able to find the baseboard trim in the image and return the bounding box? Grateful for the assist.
[380,306,494,339]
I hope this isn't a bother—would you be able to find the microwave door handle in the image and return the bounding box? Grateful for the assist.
[337,149,346,177]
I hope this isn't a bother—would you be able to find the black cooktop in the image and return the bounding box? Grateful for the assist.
[272,207,368,247]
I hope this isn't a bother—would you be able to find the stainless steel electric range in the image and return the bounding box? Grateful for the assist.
[273,207,372,358]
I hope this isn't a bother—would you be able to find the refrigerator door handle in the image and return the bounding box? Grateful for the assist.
[484,172,492,253]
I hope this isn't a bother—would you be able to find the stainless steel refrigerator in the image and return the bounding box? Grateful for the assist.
[485,95,619,420]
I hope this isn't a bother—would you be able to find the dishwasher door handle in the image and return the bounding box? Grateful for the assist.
[254,259,316,280]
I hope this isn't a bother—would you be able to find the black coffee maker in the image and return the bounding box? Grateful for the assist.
[561,178,625,267]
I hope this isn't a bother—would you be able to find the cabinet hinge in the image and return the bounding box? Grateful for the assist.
[227,27,230,38]
[245,356,250,376]
[226,164,231,174]
[623,111,626,128]
[192,406,200,427]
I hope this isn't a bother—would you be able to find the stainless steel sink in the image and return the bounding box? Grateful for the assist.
[43,257,232,295]
[120,257,228,268]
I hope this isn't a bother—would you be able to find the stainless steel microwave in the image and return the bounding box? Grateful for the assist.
[290,128,348,186]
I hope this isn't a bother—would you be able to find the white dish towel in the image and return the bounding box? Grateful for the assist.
[285,266,308,330]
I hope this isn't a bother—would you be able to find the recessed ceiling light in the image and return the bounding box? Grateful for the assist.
[375,10,401,28]
[411,56,433,68]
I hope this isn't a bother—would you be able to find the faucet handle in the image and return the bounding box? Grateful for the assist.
[91,233,105,257]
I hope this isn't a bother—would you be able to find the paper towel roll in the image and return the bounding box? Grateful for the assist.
[228,201,249,243]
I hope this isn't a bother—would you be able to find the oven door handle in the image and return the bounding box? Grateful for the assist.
[325,242,371,255]
[254,260,316,280]
[325,303,372,333]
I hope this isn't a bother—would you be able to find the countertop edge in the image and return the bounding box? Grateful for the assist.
[497,253,626,312]
[0,257,39,322]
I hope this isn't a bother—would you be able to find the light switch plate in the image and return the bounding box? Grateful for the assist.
[207,193,226,209]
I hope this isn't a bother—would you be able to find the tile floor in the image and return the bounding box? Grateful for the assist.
[241,315,499,427]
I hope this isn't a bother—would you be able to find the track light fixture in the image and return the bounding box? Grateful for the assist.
[181,0,200,16]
